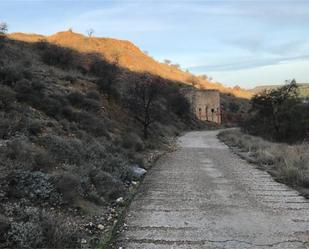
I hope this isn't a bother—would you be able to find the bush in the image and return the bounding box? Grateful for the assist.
[96,77,119,100]
[89,169,125,201]
[73,111,108,137]
[6,171,56,201]
[0,64,25,86]
[55,172,81,204]
[219,129,309,191]
[83,98,101,113]
[67,92,85,107]
[40,43,78,70]
[244,80,309,143]
[0,85,16,110]
[40,212,81,249]
[122,132,144,152]
[7,210,80,249]
[37,135,84,165]
[4,138,47,171]
[86,90,100,101]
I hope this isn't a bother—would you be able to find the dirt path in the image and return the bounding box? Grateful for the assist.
[117,130,309,249]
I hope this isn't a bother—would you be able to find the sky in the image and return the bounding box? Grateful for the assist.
[1,0,309,88]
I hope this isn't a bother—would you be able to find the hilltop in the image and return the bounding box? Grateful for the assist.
[9,30,252,99]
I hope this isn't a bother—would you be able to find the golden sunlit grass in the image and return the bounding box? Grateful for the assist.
[8,31,252,99]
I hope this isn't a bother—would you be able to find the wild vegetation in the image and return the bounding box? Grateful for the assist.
[242,80,309,143]
[9,30,252,99]
[220,81,309,197]
[0,27,207,248]
[218,129,309,197]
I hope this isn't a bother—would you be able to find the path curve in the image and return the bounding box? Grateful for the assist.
[117,130,309,249]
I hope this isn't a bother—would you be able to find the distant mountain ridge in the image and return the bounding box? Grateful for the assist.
[249,83,309,98]
[9,30,252,99]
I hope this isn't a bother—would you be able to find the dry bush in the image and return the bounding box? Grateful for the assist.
[89,169,125,201]
[219,129,309,190]
[54,172,81,204]
[122,132,144,152]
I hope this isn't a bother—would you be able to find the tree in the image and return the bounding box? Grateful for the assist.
[0,22,8,47]
[163,59,171,65]
[186,75,199,87]
[244,79,303,142]
[172,63,180,69]
[126,74,161,139]
[200,74,208,81]
[86,28,94,37]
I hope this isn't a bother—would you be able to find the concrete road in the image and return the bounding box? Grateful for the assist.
[117,130,309,249]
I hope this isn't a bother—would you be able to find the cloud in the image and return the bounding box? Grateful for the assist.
[188,55,309,72]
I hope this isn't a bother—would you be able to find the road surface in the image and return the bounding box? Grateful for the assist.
[117,130,309,249]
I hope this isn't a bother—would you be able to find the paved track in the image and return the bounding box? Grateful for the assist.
[117,130,309,249]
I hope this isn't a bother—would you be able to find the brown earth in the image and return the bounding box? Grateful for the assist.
[9,30,252,99]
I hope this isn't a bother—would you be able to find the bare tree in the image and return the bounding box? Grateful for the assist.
[127,74,161,139]
[86,28,94,37]
[0,22,8,34]
[0,22,8,47]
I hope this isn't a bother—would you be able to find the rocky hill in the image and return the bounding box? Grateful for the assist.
[0,35,211,249]
[9,31,252,99]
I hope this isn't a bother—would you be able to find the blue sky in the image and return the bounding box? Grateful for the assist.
[1,0,309,88]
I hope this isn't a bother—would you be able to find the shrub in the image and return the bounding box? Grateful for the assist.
[219,129,309,191]
[40,43,78,70]
[73,111,108,137]
[63,74,77,84]
[4,138,45,170]
[96,77,119,100]
[6,171,56,201]
[38,135,84,165]
[7,210,80,249]
[0,85,16,110]
[54,172,81,204]
[40,212,81,249]
[122,132,144,152]
[168,92,191,118]
[67,92,85,107]
[86,90,100,101]
[83,98,101,113]
[0,215,10,243]
[0,64,25,86]
[89,169,125,201]
[26,119,43,136]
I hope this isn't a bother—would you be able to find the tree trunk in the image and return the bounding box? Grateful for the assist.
[143,125,148,139]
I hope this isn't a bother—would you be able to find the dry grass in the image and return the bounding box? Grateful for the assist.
[9,31,252,98]
[218,129,309,196]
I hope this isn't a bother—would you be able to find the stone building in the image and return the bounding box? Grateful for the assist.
[184,89,221,124]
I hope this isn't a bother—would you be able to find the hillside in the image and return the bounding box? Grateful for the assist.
[0,36,212,248]
[9,31,252,99]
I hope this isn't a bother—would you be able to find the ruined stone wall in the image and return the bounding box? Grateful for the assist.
[184,89,221,124]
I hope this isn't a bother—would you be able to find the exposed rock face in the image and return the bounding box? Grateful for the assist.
[184,89,221,124]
